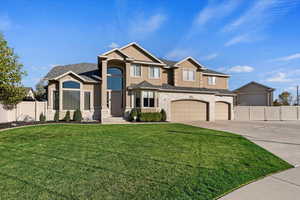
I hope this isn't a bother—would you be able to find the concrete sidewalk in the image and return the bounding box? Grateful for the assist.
[185,121,300,200]
[219,166,300,200]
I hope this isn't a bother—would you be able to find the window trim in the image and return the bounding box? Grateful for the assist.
[130,64,142,78]
[182,68,196,82]
[208,76,217,86]
[61,80,82,111]
[84,91,92,111]
[148,66,160,79]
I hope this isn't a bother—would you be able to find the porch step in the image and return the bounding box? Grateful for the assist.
[102,117,129,124]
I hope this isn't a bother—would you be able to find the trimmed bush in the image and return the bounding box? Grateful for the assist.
[129,108,138,121]
[54,111,59,122]
[160,109,167,121]
[64,111,71,122]
[139,112,162,122]
[39,113,46,122]
[73,109,82,122]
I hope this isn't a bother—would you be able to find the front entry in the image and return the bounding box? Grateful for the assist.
[110,91,122,116]
[107,67,123,117]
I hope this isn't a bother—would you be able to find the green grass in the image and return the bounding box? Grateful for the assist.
[0,123,292,200]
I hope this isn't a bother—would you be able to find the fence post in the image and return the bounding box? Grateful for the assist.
[249,106,251,120]
[264,107,267,121]
[279,106,282,121]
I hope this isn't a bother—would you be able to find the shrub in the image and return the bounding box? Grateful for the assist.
[39,113,46,122]
[54,111,59,122]
[64,111,71,122]
[73,109,82,122]
[139,112,162,122]
[160,109,167,121]
[129,108,138,121]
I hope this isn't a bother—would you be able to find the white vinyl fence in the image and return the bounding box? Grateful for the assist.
[0,101,47,123]
[234,106,300,121]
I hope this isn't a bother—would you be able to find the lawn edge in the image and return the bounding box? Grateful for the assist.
[214,166,293,200]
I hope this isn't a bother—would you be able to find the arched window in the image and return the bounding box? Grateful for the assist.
[107,67,123,90]
[63,81,80,89]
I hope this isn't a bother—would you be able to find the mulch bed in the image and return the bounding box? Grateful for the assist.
[0,121,101,130]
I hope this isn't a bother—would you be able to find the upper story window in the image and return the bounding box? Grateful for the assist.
[208,76,216,85]
[149,66,160,79]
[131,64,141,77]
[107,67,122,90]
[183,69,195,81]
[63,81,80,89]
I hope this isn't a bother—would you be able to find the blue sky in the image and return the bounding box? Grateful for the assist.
[1,0,300,99]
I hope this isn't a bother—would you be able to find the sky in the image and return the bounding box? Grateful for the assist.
[1,0,300,99]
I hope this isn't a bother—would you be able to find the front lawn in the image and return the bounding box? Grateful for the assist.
[0,124,292,199]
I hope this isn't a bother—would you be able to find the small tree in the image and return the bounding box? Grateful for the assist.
[278,91,293,106]
[64,111,71,122]
[160,109,167,121]
[129,108,138,121]
[0,33,27,106]
[73,109,82,122]
[54,111,59,122]
[35,79,47,101]
[39,113,46,122]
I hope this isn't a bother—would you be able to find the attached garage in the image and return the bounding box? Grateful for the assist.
[171,100,208,121]
[215,102,230,120]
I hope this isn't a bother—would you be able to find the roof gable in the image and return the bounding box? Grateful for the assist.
[119,42,164,64]
[101,48,130,59]
[174,57,207,69]
[234,81,275,92]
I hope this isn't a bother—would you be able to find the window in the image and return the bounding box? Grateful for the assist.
[53,91,59,110]
[63,90,80,110]
[131,64,141,77]
[208,76,216,85]
[134,92,141,107]
[183,69,195,81]
[107,67,122,90]
[84,92,91,110]
[143,91,155,107]
[149,66,160,79]
[63,81,80,89]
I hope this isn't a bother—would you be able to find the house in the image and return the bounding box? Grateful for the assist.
[44,42,235,122]
[234,81,275,106]
[23,87,36,101]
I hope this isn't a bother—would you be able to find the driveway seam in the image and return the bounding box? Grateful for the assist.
[270,175,300,189]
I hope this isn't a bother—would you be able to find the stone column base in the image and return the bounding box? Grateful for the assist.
[100,108,110,123]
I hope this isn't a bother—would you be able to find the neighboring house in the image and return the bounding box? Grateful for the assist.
[44,42,235,122]
[23,87,36,101]
[234,81,275,106]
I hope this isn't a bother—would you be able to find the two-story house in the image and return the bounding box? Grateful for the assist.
[44,42,235,122]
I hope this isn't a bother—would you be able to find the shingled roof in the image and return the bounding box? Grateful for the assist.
[159,58,228,76]
[44,63,100,82]
[129,81,235,95]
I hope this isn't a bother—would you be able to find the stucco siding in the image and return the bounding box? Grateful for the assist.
[202,75,228,89]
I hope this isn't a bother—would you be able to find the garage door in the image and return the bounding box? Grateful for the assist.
[171,100,208,121]
[215,102,230,120]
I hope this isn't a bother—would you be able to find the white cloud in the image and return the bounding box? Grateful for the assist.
[272,53,300,62]
[195,0,240,27]
[223,0,299,32]
[0,15,12,31]
[225,34,251,46]
[108,42,119,49]
[129,13,166,39]
[227,65,254,73]
[165,49,192,60]
[266,72,293,83]
[201,53,218,61]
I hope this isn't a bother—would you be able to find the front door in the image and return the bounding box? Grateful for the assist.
[110,91,122,116]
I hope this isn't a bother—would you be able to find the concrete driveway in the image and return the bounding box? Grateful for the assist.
[185,120,300,200]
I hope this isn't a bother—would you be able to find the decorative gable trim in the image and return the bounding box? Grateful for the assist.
[100,48,131,58]
[49,71,100,83]
[119,42,165,65]
[174,56,207,69]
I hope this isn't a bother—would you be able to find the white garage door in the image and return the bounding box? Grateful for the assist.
[171,100,208,121]
[215,102,230,120]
